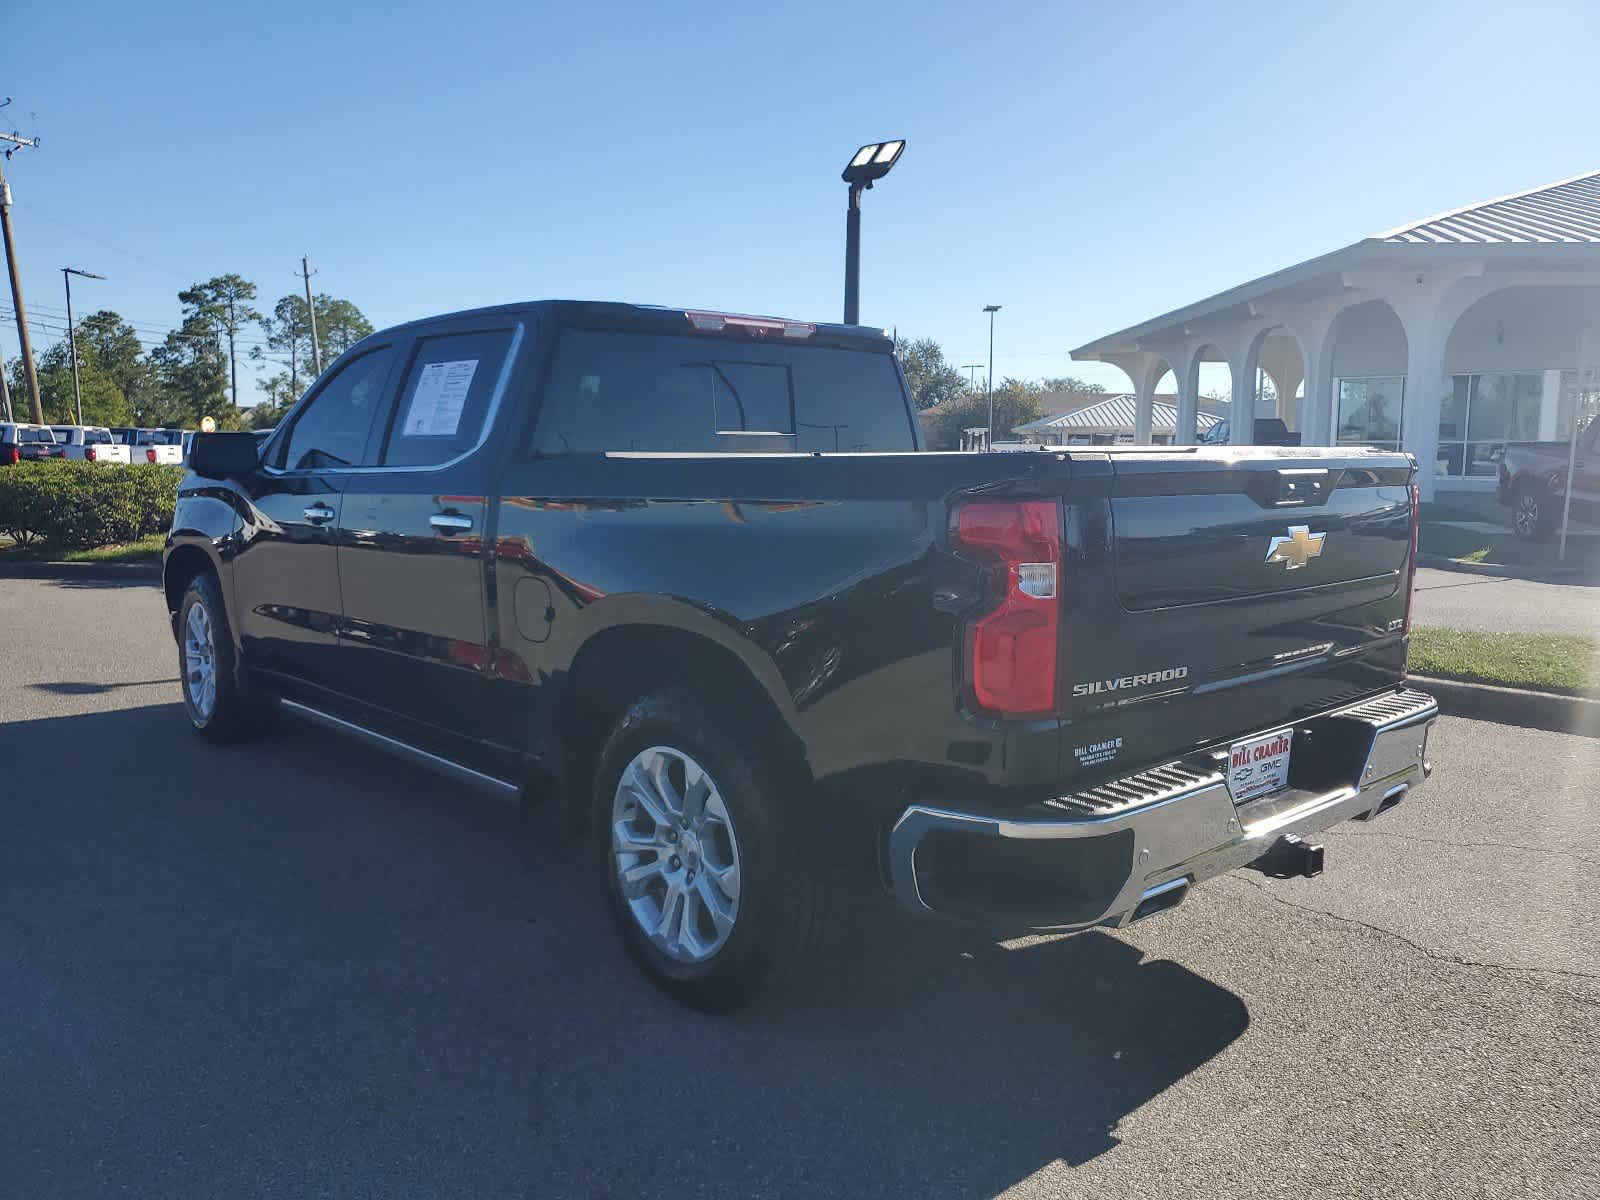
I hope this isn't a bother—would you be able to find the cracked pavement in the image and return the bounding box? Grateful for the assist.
[2,576,1597,1198]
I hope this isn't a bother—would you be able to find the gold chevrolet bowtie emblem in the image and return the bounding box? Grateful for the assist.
[1265,525,1326,570]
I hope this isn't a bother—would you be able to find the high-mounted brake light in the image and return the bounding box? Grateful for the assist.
[1403,481,1420,635]
[949,499,1061,718]
[685,311,815,339]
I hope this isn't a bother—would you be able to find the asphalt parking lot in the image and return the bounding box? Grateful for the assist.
[3,575,1597,1199]
[1412,567,1598,636]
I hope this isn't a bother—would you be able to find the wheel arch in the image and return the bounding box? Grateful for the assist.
[558,621,809,831]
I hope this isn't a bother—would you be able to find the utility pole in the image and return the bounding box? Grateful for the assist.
[62,267,104,426]
[301,256,322,375]
[962,363,983,393]
[0,120,43,424]
[225,293,240,409]
[0,334,11,422]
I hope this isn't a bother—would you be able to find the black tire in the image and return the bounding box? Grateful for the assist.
[592,688,824,1010]
[176,569,262,743]
[1511,480,1556,541]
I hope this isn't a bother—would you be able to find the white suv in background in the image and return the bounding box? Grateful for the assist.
[50,425,133,464]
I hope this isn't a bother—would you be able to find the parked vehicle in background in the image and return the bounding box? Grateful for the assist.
[163,300,1437,1009]
[0,423,63,464]
[1497,415,1600,539]
[49,425,133,464]
[134,429,185,465]
[1199,417,1302,446]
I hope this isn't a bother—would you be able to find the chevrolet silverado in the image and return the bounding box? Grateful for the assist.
[163,300,1438,1008]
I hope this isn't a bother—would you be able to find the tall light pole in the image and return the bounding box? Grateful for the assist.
[839,140,905,325]
[983,305,1002,449]
[62,267,104,426]
[962,363,983,393]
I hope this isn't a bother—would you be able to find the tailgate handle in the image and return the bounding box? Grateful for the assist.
[1272,468,1330,506]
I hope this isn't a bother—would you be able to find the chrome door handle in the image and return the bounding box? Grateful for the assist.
[430,512,474,534]
[303,503,335,524]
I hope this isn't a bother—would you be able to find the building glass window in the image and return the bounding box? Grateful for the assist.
[1558,369,1600,440]
[1436,373,1543,477]
[1335,376,1404,449]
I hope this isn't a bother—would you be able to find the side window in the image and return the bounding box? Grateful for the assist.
[380,329,512,468]
[277,345,398,470]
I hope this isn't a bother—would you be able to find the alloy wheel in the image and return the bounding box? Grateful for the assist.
[183,601,218,721]
[1515,492,1541,536]
[611,745,742,963]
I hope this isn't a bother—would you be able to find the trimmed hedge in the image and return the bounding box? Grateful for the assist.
[0,461,184,550]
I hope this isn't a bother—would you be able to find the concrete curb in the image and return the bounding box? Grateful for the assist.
[1411,674,1600,738]
[1416,552,1600,585]
[0,560,161,583]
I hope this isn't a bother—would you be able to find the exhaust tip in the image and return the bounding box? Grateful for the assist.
[1131,877,1190,922]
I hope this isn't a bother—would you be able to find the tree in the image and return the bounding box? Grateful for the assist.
[1041,376,1106,404]
[178,274,261,410]
[896,336,969,411]
[922,377,1046,450]
[251,292,374,399]
[149,315,230,428]
[33,339,131,425]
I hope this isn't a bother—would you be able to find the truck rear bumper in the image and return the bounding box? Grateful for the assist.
[888,688,1437,931]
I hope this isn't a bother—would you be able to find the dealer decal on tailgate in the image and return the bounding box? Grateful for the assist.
[1227,728,1293,804]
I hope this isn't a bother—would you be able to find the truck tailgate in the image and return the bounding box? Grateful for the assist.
[1063,448,1415,774]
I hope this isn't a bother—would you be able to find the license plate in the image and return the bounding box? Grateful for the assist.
[1227,728,1294,804]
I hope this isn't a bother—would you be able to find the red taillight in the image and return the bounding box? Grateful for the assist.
[146,447,157,463]
[3,446,17,465]
[85,446,97,462]
[1403,481,1420,635]
[950,499,1061,718]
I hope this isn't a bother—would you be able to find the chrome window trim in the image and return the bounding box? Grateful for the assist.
[262,322,526,478]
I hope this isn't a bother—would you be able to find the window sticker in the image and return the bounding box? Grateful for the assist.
[402,359,479,437]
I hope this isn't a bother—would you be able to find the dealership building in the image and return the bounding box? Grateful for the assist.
[1070,169,1600,497]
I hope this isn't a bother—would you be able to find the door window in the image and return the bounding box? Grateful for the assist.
[380,330,513,468]
[276,345,398,470]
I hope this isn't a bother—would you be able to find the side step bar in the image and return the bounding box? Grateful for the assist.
[278,698,522,801]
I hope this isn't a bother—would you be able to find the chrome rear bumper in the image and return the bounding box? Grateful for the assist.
[889,688,1437,930]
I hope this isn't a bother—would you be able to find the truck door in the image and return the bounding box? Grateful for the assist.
[234,342,402,689]
[334,320,524,746]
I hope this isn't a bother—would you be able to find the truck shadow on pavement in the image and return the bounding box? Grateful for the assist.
[2,701,1249,1199]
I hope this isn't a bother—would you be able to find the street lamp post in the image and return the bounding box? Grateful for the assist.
[61,266,104,426]
[983,304,1001,449]
[839,140,905,325]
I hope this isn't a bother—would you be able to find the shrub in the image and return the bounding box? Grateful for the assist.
[0,461,184,551]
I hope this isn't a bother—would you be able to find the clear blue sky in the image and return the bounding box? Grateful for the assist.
[6,0,1599,406]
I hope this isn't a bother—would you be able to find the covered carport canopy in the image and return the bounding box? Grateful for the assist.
[1070,170,1600,498]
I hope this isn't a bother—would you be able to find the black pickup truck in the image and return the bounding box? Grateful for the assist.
[165,300,1437,1007]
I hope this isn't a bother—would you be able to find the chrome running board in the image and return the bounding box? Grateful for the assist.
[278,698,522,800]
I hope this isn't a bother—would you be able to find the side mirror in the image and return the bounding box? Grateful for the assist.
[188,431,261,478]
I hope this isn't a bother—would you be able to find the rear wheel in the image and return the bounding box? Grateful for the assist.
[1512,481,1555,540]
[177,571,262,743]
[594,689,822,1009]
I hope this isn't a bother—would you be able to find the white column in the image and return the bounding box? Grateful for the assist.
[1173,350,1201,445]
[1101,350,1168,445]
[1539,369,1561,441]
[1399,323,1448,501]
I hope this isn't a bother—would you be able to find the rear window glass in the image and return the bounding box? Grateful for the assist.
[84,429,112,445]
[21,427,54,443]
[51,427,75,442]
[531,330,914,454]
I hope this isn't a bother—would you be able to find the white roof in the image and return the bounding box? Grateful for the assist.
[1073,168,1600,359]
[1377,170,1600,244]
[1014,394,1221,434]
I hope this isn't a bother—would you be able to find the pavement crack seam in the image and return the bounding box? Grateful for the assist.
[1225,876,1600,994]
[1326,828,1600,870]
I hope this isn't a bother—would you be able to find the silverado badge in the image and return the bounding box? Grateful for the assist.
[1265,525,1326,570]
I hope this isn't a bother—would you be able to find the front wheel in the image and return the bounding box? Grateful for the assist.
[594,689,822,1010]
[177,570,260,742]
[1512,481,1556,541]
